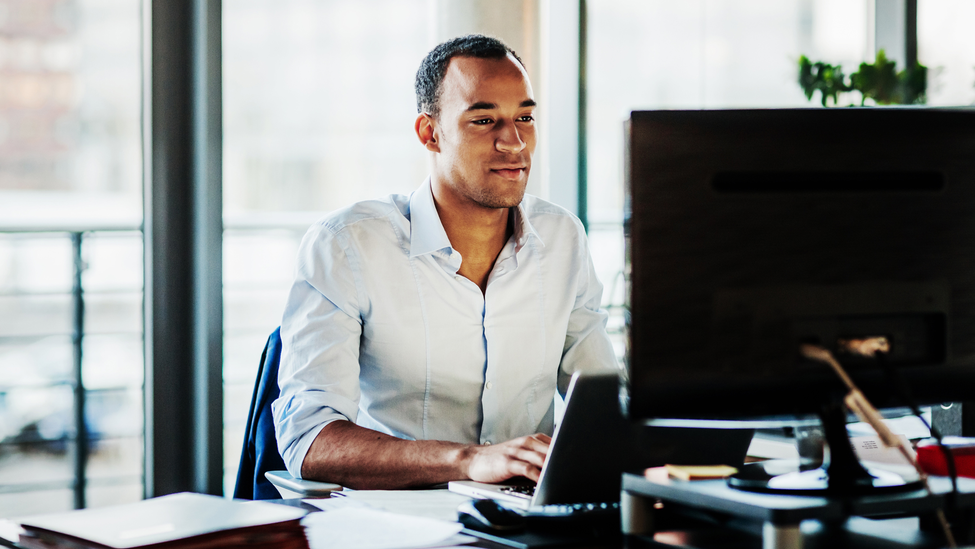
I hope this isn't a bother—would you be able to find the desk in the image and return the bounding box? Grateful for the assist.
[266,493,975,549]
[4,491,968,549]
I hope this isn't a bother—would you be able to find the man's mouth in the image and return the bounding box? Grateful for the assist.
[490,166,526,180]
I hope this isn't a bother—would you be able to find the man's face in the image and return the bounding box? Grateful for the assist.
[428,54,536,209]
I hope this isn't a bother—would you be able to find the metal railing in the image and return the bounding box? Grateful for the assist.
[0,224,142,509]
[0,215,318,508]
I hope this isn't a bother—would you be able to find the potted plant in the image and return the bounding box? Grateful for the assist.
[798,50,927,107]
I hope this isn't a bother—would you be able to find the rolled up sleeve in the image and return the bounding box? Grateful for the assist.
[272,224,365,478]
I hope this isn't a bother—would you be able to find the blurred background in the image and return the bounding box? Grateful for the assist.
[0,0,973,516]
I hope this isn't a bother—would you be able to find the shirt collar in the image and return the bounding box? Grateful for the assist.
[409,178,453,258]
[512,201,545,251]
[409,177,546,258]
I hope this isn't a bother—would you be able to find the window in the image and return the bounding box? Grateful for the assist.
[221,0,560,492]
[221,0,433,493]
[0,0,142,516]
[918,0,975,106]
[4,1,968,510]
[586,0,875,358]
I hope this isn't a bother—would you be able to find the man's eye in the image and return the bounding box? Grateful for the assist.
[518,115,535,123]
[473,118,493,125]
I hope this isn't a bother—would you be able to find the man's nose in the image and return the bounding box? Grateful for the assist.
[495,120,526,154]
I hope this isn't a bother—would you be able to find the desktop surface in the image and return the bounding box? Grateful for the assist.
[4,490,964,549]
[267,490,975,549]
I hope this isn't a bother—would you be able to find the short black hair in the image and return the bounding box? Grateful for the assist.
[415,34,524,118]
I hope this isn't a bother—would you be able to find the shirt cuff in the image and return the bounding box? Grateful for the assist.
[281,416,345,480]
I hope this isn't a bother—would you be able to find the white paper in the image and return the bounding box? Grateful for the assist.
[851,434,916,465]
[302,507,464,549]
[306,489,472,522]
[0,520,24,543]
[747,435,800,460]
[852,434,920,481]
[847,414,931,440]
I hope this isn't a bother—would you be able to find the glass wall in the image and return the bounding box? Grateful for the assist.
[584,0,975,375]
[0,0,142,516]
[918,0,975,106]
[222,0,975,494]
[2,0,967,509]
[221,0,433,494]
[586,0,885,357]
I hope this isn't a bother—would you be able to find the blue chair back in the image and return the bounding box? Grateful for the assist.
[234,327,288,499]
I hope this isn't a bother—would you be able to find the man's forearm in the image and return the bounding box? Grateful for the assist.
[300,420,473,489]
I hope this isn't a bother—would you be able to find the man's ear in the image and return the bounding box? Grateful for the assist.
[414,113,440,152]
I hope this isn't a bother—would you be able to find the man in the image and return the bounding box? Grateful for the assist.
[272,35,616,490]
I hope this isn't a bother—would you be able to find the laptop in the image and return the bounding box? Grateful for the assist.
[448,371,753,510]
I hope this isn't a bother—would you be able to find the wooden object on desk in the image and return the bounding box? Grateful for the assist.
[16,492,308,549]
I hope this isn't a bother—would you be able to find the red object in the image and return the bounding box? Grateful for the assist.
[916,438,975,478]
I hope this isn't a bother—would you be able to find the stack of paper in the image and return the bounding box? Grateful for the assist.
[302,491,476,549]
[313,489,472,522]
[302,507,469,549]
[16,493,308,549]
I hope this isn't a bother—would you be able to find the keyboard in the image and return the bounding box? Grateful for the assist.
[523,501,619,517]
[496,484,620,520]
[499,485,535,499]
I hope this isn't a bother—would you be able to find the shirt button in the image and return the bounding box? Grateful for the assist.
[485,441,492,445]
[485,381,493,390]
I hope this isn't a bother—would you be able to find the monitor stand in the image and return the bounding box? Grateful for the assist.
[729,401,923,495]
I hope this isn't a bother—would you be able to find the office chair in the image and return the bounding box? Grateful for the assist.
[234,327,340,499]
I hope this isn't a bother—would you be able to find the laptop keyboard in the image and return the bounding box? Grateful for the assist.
[499,485,535,499]
[495,484,621,518]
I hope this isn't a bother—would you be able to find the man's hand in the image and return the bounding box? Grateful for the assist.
[464,433,552,483]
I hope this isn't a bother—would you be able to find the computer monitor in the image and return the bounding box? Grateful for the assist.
[623,108,975,424]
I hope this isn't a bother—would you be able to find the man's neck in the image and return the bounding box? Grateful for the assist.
[430,182,514,294]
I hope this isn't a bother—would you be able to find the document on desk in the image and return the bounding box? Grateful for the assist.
[15,493,307,549]
[852,434,920,481]
[305,489,472,522]
[302,507,470,549]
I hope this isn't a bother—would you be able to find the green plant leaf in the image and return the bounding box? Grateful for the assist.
[798,49,928,107]
[797,55,852,107]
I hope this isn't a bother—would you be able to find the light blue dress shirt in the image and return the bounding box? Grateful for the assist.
[272,179,618,478]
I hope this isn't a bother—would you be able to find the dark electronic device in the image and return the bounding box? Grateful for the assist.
[623,108,975,494]
[450,373,752,505]
[458,499,526,533]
